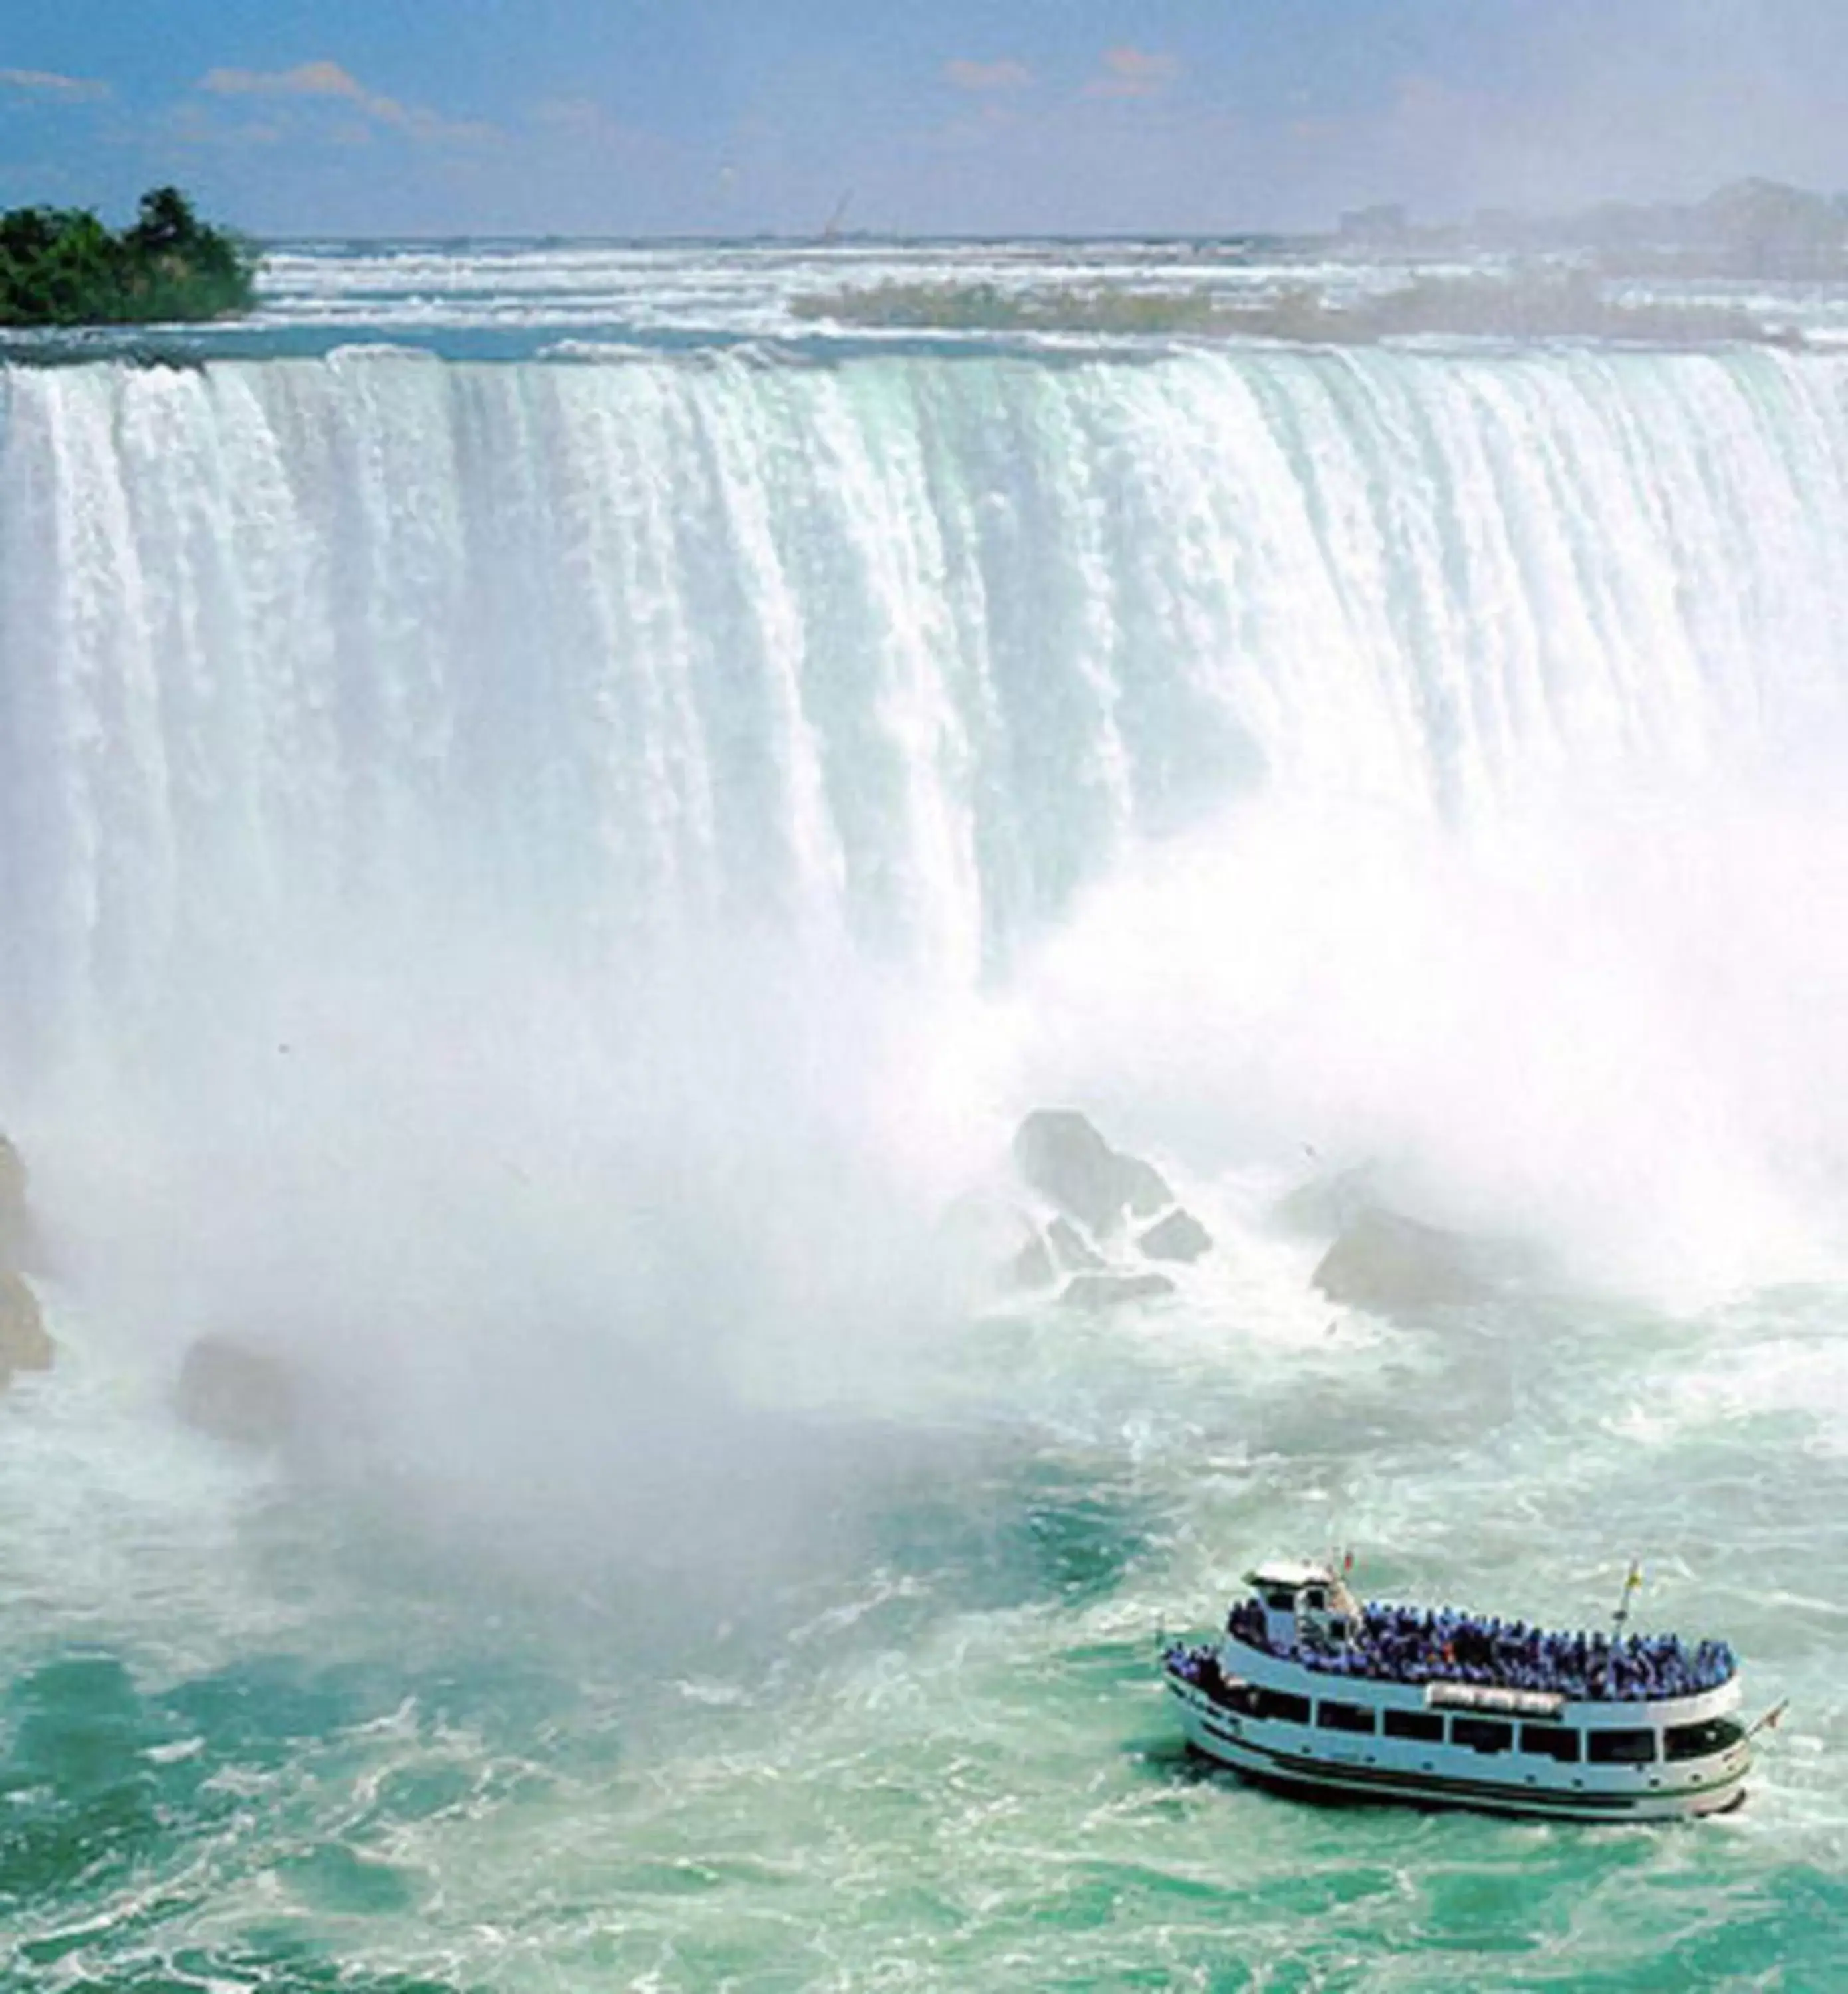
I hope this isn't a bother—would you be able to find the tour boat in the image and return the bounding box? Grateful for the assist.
[1164,1558,1759,1821]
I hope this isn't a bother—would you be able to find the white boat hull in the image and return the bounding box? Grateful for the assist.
[1167,1671,1751,1823]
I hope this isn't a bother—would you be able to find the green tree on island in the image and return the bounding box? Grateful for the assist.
[0,186,255,327]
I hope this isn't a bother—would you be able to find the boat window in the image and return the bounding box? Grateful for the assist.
[1304,1588,1327,1610]
[1262,1589,1295,1612]
[1663,1718,1744,1762]
[1251,1688,1311,1725]
[1520,1723,1581,1763]
[1316,1700,1377,1734]
[1383,1709,1444,1743]
[1586,1727,1657,1765]
[1450,1716,1514,1755]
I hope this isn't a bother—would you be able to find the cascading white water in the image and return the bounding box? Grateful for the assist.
[6,344,1847,1083]
[6,341,1848,1309]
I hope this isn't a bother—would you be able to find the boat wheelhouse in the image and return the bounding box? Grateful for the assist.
[1164,1558,1754,1821]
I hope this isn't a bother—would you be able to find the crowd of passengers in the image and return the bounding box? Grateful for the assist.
[1222,1597,1736,1701]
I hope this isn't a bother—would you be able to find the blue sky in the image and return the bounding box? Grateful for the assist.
[3,1,1845,236]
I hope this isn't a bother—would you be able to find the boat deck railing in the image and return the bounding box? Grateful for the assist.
[1224,1597,1736,1703]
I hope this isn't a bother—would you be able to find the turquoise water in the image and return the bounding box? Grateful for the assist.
[3,245,1847,1989]
[3,1273,1842,1989]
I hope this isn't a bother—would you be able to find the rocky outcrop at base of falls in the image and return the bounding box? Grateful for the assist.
[175,1337,304,1448]
[1007,1110,1212,1310]
[1046,1216,1105,1272]
[1312,1210,1488,1311]
[0,1270,53,1380]
[1136,1208,1214,1264]
[1060,1272,1178,1312]
[1278,1157,1548,1321]
[0,1134,51,1389]
[1014,1110,1173,1236]
[1310,1208,1544,1317]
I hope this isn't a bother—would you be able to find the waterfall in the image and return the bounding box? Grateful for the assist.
[3,342,1847,1107]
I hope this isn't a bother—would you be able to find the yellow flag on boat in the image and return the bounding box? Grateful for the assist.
[1612,1560,1643,1629]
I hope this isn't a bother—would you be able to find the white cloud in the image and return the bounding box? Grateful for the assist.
[944,59,1032,95]
[201,59,375,106]
[1084,47,1181,100]
[0,66,108,103]
[197,60,493,145]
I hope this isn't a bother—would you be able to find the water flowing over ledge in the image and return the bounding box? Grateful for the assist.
[5,341,1847,1090]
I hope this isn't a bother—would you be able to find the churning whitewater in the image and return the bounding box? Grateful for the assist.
[2,269,1845,1990]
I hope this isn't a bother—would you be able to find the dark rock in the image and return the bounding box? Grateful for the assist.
[0,1270,52,1379]
[1013,1110,1172,1236]
[176,1337,302,1447]
[1311,1209,1494,1313]
[1058,1272,1177,1312]
[1047,1216,1105,1272]
[1014,1110,1122,1231]
[1137,1208,1213,1263]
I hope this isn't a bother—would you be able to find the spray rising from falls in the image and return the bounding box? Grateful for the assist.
[5,341,1848,1318]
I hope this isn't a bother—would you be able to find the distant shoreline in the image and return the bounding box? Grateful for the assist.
[223,174,1848,281]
